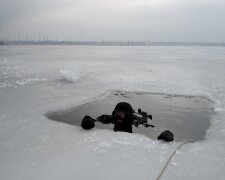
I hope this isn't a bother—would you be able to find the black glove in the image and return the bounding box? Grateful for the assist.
[81,115,96,130]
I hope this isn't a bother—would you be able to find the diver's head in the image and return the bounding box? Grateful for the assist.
[112,102,134,122]
[113,102,134,114]
[113,102,134,133]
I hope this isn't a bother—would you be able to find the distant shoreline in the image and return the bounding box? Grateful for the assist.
[1,41,225,47]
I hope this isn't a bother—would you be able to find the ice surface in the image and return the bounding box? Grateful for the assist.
[0,45,225,180]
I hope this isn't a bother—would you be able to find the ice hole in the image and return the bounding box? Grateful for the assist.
[46,92,213,141]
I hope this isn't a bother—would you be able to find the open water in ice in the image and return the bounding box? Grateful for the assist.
[46,91,213,141]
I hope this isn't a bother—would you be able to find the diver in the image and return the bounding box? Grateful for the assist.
[101,102,134,133]
[81,102,153,133]
[81,102,174,141]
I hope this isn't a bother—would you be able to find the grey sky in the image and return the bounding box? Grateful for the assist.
[1,0,225,42]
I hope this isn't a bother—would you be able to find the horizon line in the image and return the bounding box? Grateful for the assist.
[1,40,225,47]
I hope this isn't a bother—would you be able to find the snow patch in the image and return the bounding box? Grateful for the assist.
[59,69,81,83]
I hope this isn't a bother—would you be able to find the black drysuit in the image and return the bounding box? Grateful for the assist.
[97,114,133,133]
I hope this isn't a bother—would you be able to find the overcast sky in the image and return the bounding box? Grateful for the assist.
[1,0,225,42]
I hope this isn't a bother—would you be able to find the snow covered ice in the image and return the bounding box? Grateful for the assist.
[0,45,225,180]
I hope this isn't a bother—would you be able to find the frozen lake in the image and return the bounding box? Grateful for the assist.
[0,45,225,180]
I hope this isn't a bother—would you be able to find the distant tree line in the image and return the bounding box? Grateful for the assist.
[1,41,225,47]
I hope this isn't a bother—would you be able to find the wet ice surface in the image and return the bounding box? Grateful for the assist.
[46,92,213,141]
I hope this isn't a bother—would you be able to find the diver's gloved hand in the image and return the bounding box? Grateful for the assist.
[81,115,96,130]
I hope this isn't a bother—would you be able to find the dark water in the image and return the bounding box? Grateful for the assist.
[46,92,213,141]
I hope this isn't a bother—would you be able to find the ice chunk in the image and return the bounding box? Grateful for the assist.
[59,69,80,83]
